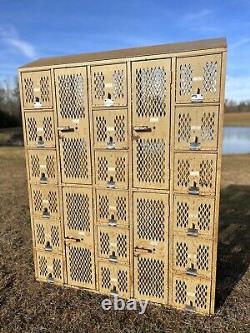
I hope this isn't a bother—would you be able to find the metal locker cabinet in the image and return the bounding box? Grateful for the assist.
[19,38,226,315]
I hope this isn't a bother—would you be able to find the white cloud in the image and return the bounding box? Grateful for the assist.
[226,76,250,102]
[0,26,36,58]
[183,9,213,22]
[230,38,250,50]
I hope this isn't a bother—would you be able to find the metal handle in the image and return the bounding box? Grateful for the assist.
[133,126,152,133]
[185,304,196,313]
[47,273,54,283]
[58,126,75,133]
[189,141,201,151]
[42,208,50,218]
[108,218,117,227]
[186,228,198,237]
[108,254,118,263]
[40,174,48,184]
[186,266,197,276]
[107,179,116,189]
[188,186,199,195]
[37,137,44,147]
[134,247,153,256]
[107,140,115,150]
[191,93,204,103]
[45,242,52,252]
[110,287,118,296]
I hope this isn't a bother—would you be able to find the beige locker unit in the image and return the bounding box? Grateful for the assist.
[19,38,226,315]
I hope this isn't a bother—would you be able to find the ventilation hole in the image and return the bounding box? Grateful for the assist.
[35,97,40,102]
[107,93,111,99]
[197,88,200,94]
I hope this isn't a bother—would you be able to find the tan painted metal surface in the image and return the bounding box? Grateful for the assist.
[19,38,226,315]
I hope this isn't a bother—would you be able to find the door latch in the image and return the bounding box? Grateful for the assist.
[133,126,152,133]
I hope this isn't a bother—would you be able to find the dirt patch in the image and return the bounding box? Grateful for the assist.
[0,147,249,332]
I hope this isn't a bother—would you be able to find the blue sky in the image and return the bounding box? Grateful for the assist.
[0,0,250,102]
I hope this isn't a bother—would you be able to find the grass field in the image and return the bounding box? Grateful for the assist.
[0,147,249,332]
[224,112,250,127]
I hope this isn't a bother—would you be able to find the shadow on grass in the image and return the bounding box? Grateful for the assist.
[216,185,250,309]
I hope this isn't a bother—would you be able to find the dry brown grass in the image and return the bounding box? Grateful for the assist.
[0,147,249,332]
[224,112,250,127]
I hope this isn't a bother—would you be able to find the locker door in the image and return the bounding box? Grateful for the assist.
[174,105,219,151]
[133,192,169,304]
[174,153,217,195]
[132,59,171,189]
[55,67,92,184]
[54,67,89,132]
[59,131,92,184]
[176,54,222,104]
[21,70,53,109]
[24,111,55,148]
[65,240,95,290]
[91,63,127,107]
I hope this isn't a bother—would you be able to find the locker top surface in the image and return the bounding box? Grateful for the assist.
[19,37,227,70]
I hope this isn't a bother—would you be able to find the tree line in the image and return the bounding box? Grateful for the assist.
[0,82,249,128]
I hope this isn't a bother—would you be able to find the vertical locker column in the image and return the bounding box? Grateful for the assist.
[170,53,223,314]
[21,69,65,284]
[131,59,171,304]
[54,67,95,290]
[91,63,131,298]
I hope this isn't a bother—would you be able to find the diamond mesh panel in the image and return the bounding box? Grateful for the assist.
[36,223,45,245]
[101,266,111,289]
[98,194,109,219]
[96,116,107,142]
[137,257,164,298]
[177,159,190,187]
[135,66,167,117]
[57,73,86,119]
[177,113,191,143]
[136,138,166,184]
[43,116,53,141]
[201,112,216,142]
[40,76,50,103]
[198,203,212,231]
[137,198,165,241]
[196,245,209,270]
[93,72,105,100]
[33,189,43,212]
[99,232,110,255]
[62,137,88,180]
[65,192,90,232]
[203,62,218,93]
[68,245,93,284]
[176,242,188,267]
[38,255,48,277]
[117,270,128,292]
[113,70,125,99]
[176,201,189,228]
[199,160,214,188]
[117,234,128,258]
[179,64,193,96]
[195,284,208,309]
[27,117,38,142]
[23,77,34,104]
[175,279,187,304]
